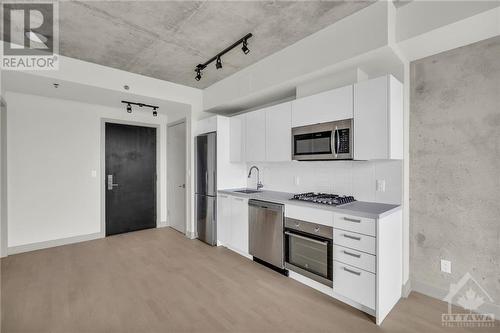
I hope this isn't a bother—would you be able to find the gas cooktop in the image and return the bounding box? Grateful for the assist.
[290,192,356,206]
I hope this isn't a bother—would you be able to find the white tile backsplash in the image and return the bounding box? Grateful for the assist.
[246,160,402,204]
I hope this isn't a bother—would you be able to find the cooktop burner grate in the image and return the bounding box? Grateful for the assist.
[290,192,356,206]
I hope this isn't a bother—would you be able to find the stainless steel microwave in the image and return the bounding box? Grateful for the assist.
[292,119,353,161]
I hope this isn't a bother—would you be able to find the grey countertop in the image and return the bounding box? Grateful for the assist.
[218,188,401,219]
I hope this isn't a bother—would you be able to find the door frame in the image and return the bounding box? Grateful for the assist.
[100,118,161,238]
[167,119,187,234]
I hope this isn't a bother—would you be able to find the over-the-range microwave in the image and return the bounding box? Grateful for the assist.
[292,119,353,161]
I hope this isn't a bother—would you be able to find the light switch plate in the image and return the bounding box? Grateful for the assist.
[294,176,300,186]
[91,170,97,178]
[376,179,386,192]
[441,259,452,274]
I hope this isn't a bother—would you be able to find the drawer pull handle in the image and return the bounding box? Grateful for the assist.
[343,234,361,241]
[234,198,244,201]
[343,250,361,258]
[343,267,361,276]
[343,217,361,223]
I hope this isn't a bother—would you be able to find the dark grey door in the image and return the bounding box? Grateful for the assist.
[105,123,157,236]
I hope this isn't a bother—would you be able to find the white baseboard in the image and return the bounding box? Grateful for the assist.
[412,279,500,319]
[7,232,103,255]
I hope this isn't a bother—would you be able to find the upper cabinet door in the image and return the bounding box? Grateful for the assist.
[229,114,246,163]
[354,75,403,160]
[266,102,292,162]
[245,109,266,162]
[291,85,353,128]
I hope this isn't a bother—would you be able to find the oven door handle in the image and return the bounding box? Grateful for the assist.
[285,231,329,245]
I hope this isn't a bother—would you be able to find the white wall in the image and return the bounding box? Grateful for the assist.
[6,92,168,248]
[246,160,402,205]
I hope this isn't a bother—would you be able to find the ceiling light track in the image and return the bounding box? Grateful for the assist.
[121,100,159,116]
[195,33,252,81]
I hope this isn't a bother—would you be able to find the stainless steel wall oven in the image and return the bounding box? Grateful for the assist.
[284,217,333,287]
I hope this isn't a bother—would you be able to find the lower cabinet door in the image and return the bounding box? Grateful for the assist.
[333,260,375,309]
[230,196,249,254]
[217,195,231,245]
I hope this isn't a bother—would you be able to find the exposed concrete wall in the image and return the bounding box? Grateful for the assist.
[410,36,500,308]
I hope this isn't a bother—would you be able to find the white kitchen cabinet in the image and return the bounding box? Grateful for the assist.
[354,75,403,160]
[333,260,376,309]
[217,194,231,245]
[217,194,249,256]
[265,102,292,162]
[291,85,353,128]
[229,196,249,255]
[245,110,266,162]
[229,114,246,163]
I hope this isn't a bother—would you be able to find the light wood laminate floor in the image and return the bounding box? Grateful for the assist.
[1,228,497,332]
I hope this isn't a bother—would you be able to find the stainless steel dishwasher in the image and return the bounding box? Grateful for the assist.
[248,199,285,270]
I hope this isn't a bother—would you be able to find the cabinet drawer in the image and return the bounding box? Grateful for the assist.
[333,260,375,309]
[332,244,376,273]
[334,213,375,236]
[285,205,333,227]
[333,229,375,255]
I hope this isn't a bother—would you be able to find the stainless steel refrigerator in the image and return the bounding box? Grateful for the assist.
[195,132,217,245]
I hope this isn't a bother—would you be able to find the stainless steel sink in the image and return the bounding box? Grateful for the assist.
[234,189,262,194]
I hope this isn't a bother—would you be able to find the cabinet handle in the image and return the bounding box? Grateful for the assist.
[343,250,361,258]
[234,198,244,201]
[343,267,361,276]
[343,234,361,241]
[343,217,361,223]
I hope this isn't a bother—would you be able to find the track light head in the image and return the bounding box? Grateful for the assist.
[153,107,158,117]
[215,56,222,70]
[242,39,250,54]
[126,103,132,113]
[195,68,202,81]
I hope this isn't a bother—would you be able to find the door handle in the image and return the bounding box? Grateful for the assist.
[343,234,361,241]
[343,267,361,276]
[107,175,119,190]
[343,250,361,258]
[178,184,185,188]
[343,217,361,223]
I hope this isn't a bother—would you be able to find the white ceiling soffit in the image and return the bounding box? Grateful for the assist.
[203,1,500,114]
[2,71,190,122]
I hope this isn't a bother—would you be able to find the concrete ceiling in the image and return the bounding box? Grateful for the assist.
[3,1,374,89]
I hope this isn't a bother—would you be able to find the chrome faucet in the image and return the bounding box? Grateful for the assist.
[248,166,263,190]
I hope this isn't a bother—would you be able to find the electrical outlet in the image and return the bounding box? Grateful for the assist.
[376,179,386,192]
[440,259,452,274]
[91,170,97,178]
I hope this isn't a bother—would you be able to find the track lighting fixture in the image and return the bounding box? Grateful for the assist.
[121,101,159,116]
[194,33,252,81]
